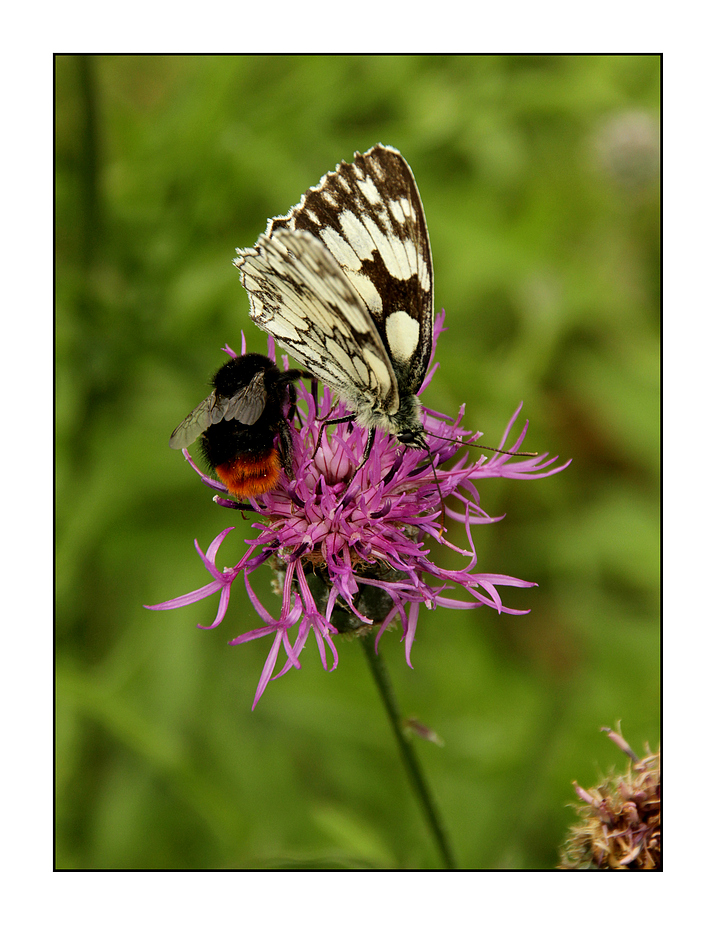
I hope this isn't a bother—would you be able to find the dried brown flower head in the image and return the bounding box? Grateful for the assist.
[560,726,661,870]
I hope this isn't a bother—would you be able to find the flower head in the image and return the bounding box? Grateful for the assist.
[148,312,570,708]
[560,727,661,870]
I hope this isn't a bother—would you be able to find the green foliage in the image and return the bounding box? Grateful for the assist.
[56,54,660,870]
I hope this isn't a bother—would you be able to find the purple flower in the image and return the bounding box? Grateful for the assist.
[148,312,570,708]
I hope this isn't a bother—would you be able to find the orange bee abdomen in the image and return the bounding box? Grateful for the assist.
[214,447,283,498]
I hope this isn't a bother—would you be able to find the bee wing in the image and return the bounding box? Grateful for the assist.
[221,370,267,426]
[169,370,270,450]
[169,392,224,449]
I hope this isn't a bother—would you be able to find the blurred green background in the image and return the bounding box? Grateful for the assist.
[56,54,660,870]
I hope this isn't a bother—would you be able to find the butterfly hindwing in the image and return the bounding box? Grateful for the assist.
[270,144,433,397]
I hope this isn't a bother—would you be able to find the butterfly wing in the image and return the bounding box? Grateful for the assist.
[236,227,401,423]
[234,144,433,433]
[270,144,433,396]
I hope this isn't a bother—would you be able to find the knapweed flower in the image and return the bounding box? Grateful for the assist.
[148,311,569,708]
[560,727,661,870]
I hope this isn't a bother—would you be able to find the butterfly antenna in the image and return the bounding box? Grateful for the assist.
[427,431,539,458]
[466,442,538,458]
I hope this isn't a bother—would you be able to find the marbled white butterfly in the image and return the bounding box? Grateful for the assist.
[233,144,433,456]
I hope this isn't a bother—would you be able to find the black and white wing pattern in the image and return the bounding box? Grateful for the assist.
[233,144,433,448]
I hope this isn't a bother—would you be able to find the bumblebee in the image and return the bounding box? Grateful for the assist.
[170,353,312,498]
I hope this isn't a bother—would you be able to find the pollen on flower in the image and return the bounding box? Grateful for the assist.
[147,313,571,708]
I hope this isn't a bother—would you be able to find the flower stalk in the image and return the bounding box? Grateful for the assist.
[360,634,457,869]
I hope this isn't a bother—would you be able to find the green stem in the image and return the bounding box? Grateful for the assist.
[360,634,457,870]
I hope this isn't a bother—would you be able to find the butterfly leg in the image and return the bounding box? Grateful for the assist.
[311,411,356,460]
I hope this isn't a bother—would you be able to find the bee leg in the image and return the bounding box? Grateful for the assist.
[285,373,315,428]
[277,417,296,480]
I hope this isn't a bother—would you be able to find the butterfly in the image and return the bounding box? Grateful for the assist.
[233,144,433,458]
